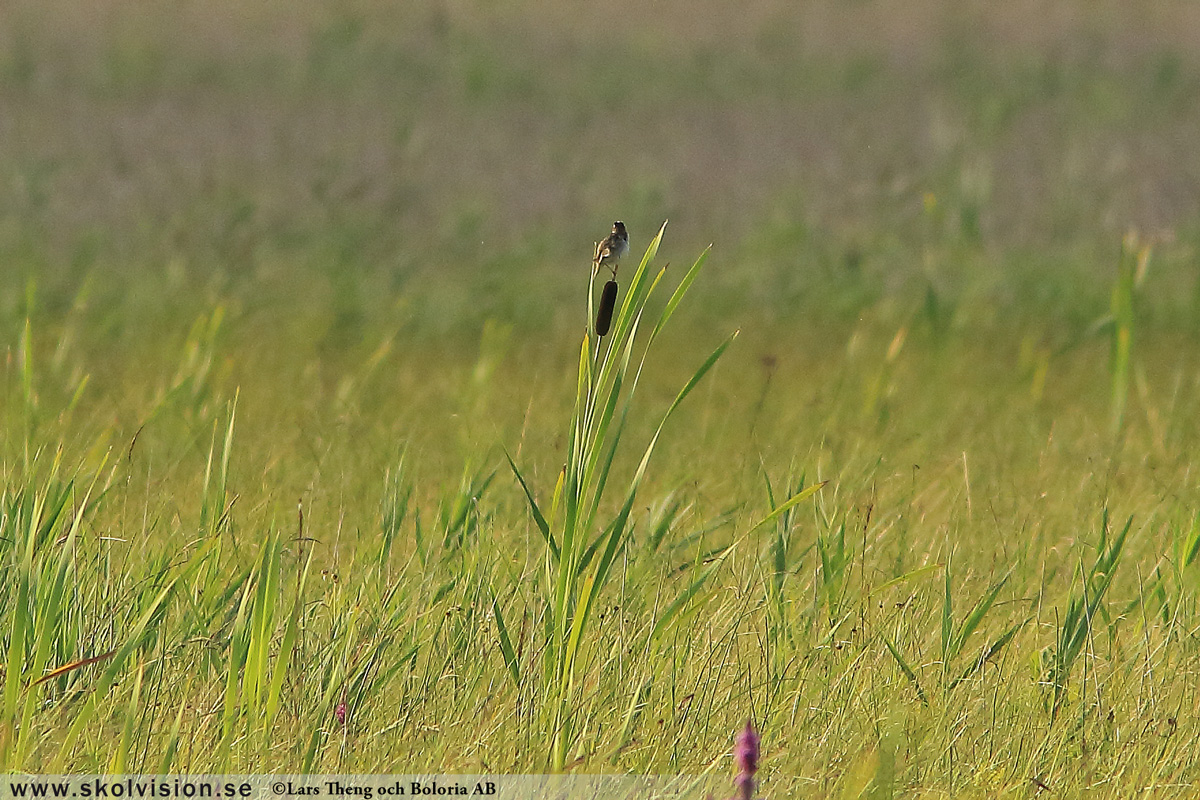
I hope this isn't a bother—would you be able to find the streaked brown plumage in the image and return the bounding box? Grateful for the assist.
[593,221,628,276]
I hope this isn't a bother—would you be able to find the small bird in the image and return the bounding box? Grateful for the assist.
[593,221,629,276]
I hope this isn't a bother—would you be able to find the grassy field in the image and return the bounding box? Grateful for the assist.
[3,0,1200,795]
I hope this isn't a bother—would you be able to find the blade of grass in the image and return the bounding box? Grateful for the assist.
[881,634,929,706]
[650,545,733,641]
[492,590,521,689]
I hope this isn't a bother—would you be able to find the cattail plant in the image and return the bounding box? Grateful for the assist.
[504,223,734,770]
[502,224,819,770]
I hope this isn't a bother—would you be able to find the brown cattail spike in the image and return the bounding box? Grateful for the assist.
[596,280,618,336]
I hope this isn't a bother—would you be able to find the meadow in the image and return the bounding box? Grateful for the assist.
[3,1,1200,796]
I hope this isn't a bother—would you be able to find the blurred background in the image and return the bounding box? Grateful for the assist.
[3,0,1199,342]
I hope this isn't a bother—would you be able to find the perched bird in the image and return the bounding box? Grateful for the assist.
[593,221,629,276]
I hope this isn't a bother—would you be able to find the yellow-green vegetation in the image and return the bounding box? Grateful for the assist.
[3,1,1200,796]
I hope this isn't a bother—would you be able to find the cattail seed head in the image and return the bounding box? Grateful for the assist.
[596,280,618,337]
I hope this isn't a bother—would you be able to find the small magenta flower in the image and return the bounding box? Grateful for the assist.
[733,719,759,800]
[335,700,347,725]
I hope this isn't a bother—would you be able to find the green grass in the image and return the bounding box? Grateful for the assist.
[3,1,1200,796]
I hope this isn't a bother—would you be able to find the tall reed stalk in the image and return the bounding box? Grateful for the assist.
[505,223,734,769]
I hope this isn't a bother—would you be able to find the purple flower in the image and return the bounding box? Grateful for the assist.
[335,700,347,725]
[733,719,759,800]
